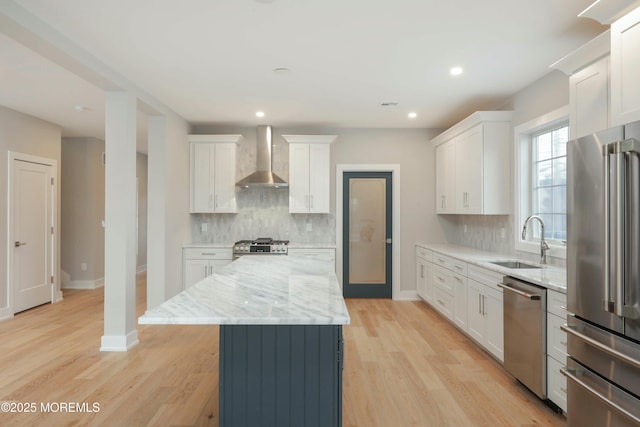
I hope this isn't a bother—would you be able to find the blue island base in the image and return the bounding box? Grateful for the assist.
[219,324,344,427]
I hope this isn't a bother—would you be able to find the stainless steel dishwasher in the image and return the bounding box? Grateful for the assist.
[498,276,547,399]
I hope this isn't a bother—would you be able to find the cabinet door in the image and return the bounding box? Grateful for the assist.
[416,256,427,300]
[485,286,504,362]
[436,141,455,213]
[611,7,640,126]
[570,56,610,139]
[424,261,433,303]
[467,279,486,344]
[308,143,330,213]
[289,143,310,213]
[452,273,467,331]
[213,143,237,213]
[184,259,210,289]
[191,143,214,213]
[455,125,483,214]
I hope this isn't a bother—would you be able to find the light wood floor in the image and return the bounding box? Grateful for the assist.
[0,275,566,426]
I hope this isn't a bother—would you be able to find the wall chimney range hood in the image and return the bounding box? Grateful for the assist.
[236,125,288,188]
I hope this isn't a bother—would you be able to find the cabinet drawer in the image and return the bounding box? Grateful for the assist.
[547,313,568,363]
[432,252,467,275]
[547,289,568,318]
[288,248,335,260]
[432,265,453,294]
[467,264,504,289]
[184,247,233,260]
[547,356,568,413]
[416,245,432,261]
[433,287,454,321]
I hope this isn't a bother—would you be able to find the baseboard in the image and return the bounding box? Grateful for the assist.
[393,290,420,301]
[0,307,14,322]
[63,277,104,290]
[61,269,71,289]
[100,330,139,352]
[54,290,64,303]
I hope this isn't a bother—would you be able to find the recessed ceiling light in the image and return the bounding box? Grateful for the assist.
[256,111,265,118]
[408,112,417,119]
[450,66,463,76]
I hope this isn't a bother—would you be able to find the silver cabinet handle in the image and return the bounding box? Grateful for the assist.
[482,295,485,316]
[561,325,640,369]
[14,241,27,247]
[204,265,208,276]
[437,299,445,306]
[201,253,217,256]
[497,283,541,300]
[561,368,640,424]
[420,265,424,279]
[478,294,481,315]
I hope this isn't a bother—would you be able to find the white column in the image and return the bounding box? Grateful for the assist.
[101,91,139,351]
[146,115,167,310]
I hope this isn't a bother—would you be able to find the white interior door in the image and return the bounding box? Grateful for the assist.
[12,158,53,313]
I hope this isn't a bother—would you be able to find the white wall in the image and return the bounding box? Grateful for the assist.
[0,106,62,318]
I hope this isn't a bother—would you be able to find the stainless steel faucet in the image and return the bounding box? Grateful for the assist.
[522,215,550,264]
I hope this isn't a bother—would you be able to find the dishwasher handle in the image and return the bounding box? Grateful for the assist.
[498,283,541,300]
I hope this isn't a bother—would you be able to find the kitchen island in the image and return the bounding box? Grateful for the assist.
[139,255,350,427]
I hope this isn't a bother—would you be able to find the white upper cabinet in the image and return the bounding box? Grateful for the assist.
[611,6,640,125]
[432,111,513,215]
[189,134,242,213]
[283,134,337,214]
[435,140,456,214]
[551,30,611,139]
[570,55,610,139]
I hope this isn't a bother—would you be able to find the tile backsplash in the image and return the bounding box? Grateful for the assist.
[452,215,566,268]
[191,187,335,243]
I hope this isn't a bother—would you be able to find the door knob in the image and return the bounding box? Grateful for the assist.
[386,238,392,244]
[14,241,27,247]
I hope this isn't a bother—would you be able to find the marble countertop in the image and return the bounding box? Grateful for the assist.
[139,255,350,326]
[183,242,335,249]
[416,243,567,293]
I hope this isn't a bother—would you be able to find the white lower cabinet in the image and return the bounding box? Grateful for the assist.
[546,289,568,413]
[466,266,504,362]
[452,272,467,331]
[183,247,233,289]
[427,254,467,330]
[415,245,433,304]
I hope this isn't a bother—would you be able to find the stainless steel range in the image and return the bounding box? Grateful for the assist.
[233,237,289,260]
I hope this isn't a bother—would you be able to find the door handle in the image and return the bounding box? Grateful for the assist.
[386,238,392,244]
[498,283,541,300]
[14,241,27,247]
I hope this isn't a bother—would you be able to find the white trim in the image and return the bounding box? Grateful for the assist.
[6,151,58,315]
[62,278,104,290]
[336,164,401,299]
[513,106,569,260]
[187,134,243,144]
[137,264,147,274]
[430,111,514,146]
[549,30,610,75]
[282,134,337,144]
[395,290,420,301]
[100,330,139,352]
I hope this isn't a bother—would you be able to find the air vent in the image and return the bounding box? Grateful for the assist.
[380,102,399,107]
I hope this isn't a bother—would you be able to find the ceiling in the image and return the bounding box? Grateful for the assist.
[0,0,606,147]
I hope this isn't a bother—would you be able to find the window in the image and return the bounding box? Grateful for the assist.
[531,125,568,241]
[514,106,569,259]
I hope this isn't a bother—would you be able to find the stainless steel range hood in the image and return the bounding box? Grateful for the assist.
[236,125,288,188]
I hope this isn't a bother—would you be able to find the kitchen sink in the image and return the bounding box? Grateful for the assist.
[488,260,541,269]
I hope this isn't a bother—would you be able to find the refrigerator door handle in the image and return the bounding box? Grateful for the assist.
[613,150,625,317]
[603,145,613,313]
[561,324,640,369]
[561,367,640,425]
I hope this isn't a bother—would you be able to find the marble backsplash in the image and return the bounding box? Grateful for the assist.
[452,215,566,268]
[191,187,335,243]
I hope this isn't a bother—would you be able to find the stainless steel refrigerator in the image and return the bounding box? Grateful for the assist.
[566,121,640,426]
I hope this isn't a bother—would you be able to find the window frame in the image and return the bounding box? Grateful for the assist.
[513,105,569,260]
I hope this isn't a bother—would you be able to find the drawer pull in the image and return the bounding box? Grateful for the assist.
[560,341,567,346]
[455,265,463,270]
[454,276,463,283]
[202,252,217,256]
[560,387,567,394]
[437,258,445,263]
[437,299,445,306]
[436,276,445,282]
[560,305,568,311]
